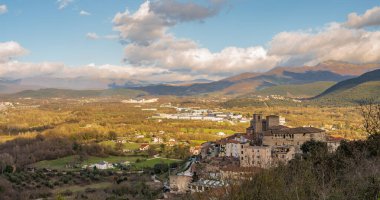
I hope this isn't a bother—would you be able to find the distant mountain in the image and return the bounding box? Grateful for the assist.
[253,81,336,98]
[313,69,380,103]
[4,88,147,99]
[126,61,379,96]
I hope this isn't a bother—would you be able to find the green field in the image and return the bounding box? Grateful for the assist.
[133,158,182,169]
[32,155,146,170]
[54,182,112,194]
[99,141,141,150]
[189,140,207,146]
[180,128,235,135]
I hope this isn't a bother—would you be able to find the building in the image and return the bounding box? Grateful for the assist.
[190,179,226,193]
[139,144,150,151]
[190,146,202,155]
[326,136,344,153]
[153,137,163,143]
[88,161,114,170]
[220,166,262,181]
[225,140,241,158]
[240,144,272,168]
[262,127,326,153]
[272,146,296,164]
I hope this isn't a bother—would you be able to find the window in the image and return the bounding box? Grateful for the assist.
[241,151,244,154]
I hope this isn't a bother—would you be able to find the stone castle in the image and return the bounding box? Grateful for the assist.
[201,114,338,169]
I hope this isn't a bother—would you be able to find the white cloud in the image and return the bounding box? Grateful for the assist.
[0,41,216,83]
[149,0,225,22]
[3,3,380,85]
[79,10,91,16]
[112,2,380,78]
[113,1,278,75]
[57,0,73,10]
[345,6,380,28]
[86,32,99,40]
[0,4,7,14]
[113,2,170,45]
[0,41,28,62]
[86,33,118,40]
[268,23,380,66]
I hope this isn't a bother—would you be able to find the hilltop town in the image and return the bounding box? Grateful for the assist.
[169,114,343,194]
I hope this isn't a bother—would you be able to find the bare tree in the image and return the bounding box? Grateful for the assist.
[0,153,14,173]
[359,100,380,135]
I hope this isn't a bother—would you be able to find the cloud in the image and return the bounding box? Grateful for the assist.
[113,0,226,45]
[79,10,91,16]
[113,1,171,45]
[57,0,73,10]
[113,0,278,75]
[0,41,217,83]
[86,33,118,40]
[345,6,380,28]
[123,35,279,74]
[149,0,225,22]
[3,2,380,86]
[268,23,380,66]
[0,41,28,62]
[86,32,99,40]
[112,2,380,78]
[0,4,7,14]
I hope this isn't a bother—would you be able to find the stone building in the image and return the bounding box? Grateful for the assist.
[272,146,296,164]
[225,140,241,158]
[240,144,272,168]
[262,127,326,153]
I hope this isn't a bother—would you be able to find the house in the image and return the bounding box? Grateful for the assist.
[88,161,114,170]
[153,137,163,143]
[168,138,177,146]
[189,179,226,193]
[220,166,262,181]
[216,132,225,136]
[327,136,344,152]
[225,140,241,158]
[240,144,272,168]
[139,144,150,151]
[272,146,296,164]
[190,146,202,155]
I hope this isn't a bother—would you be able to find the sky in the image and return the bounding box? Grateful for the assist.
[1,0,380,84]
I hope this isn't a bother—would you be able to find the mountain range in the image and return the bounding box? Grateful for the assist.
[1,61,379,100]
[312,69,380,103]
[122,61,380,96]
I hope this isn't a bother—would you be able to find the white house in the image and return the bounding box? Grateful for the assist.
[89,161,114,170]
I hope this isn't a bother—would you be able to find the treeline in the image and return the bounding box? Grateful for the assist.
[0,134,116,171]
[193,134,380,200]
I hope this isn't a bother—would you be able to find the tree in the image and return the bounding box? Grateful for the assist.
[0,153,14,174]
[301,140,328,158]
[115,142,124,152]
[359,100,380,135]
[108,131,117,140]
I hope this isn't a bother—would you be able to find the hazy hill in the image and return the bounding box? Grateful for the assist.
[254,81,336,98]
[5,88,147,99]
[313,69,380,103]
[126,61,379,96]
